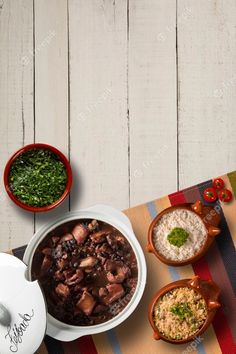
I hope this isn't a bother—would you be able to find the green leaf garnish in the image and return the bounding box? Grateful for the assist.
[167,227,189,247]
[9,148,67,207]
[170,302,193,321]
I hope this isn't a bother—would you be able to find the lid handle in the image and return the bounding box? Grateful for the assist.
[0,303,11,326]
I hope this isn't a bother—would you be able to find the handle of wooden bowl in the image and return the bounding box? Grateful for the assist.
[153,331,161,340]
[208,225,221,237]
[188,275,200,289]
[207,300,221,310]
[146,244,153,253]
[188,277,221,311]
[191,200,203,214]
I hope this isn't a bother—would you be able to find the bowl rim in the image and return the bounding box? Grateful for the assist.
[148,277,220,344]
[3,143,73,212]
[23,206,147,339]
[147,203,219,266]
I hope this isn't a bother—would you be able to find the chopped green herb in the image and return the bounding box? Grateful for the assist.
[170,302,193,321]
[9,148,67,207]
[167,227,189,247]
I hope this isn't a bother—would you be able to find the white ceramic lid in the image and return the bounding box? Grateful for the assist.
[0,253,47,354]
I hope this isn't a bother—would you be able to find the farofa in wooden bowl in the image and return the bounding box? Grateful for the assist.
[148,276,221,344]
[153,287,207,340]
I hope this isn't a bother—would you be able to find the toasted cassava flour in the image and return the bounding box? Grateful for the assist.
[153,287,207,340]
[153,209,207,261]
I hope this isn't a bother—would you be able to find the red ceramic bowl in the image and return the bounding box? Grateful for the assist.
[4,143,73,212]
[147,201,221,266]
[148,276,221,344]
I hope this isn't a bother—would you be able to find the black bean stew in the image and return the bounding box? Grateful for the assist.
[32,219,138,326]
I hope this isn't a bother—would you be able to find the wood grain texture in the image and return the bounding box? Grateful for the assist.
[69,0,129,210]
[1,0,236,250]
[178,0,236,189]
[129,0,178,205]
[34,0,69,229]
[0,0,34,250]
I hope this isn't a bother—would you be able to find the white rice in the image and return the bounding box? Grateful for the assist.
[153,209,207,261]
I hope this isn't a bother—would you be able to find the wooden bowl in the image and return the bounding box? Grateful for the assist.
[4,143,73,212]
[147,201,221,266]
[148,276,221,344]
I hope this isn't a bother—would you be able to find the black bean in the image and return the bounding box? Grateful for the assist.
[85,275,92,283]
[101,252,108,257]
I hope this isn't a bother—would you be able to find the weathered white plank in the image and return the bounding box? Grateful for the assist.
[129,0,178,205]
[69,0,129,210]
[0,0,34,251]
[2,0,236,253]
[34,0,69,228]
[178,0,236,189]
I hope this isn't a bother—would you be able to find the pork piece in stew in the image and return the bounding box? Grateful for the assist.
[32,219,138,325]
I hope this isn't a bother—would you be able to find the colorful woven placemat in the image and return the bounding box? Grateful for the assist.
[9,172,236,354]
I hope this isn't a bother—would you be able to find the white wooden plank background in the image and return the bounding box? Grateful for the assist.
[0,0,236,250]
[0,0,34,250]
[34,0,69,230]
[69,0,129,210]
[129,0,177,205]
[178,0,236,189]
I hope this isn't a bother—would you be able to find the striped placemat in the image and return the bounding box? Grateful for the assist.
[10,172,236,354]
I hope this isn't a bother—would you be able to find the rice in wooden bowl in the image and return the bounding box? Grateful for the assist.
[147,201,221,266]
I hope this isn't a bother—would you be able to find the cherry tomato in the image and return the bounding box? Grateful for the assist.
[203,187,218,202]
[213,178,225,190]
[218,189,232,203]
